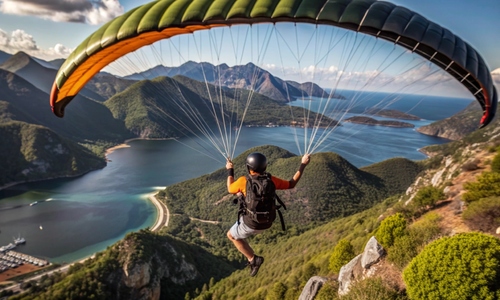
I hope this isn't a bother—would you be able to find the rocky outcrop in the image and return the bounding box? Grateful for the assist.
[338,236,385,295]
[416,104,482,140]
[111,234,201,300]
[299,237,387,299]
[299,276,328,300]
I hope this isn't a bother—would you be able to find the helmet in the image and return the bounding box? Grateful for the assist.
[246,152,267,173]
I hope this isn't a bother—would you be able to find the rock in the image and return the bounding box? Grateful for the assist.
[338,236,386,296]
[298,276,328,300]
[338,254,362,295]
[123,263,151,289]
[361,236,385,269]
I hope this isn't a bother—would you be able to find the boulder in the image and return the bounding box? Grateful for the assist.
[298,276,328,300]
[338,236,385,295]
[361,236,385,269]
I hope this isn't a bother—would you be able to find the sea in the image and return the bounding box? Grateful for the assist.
[0,91,474,263]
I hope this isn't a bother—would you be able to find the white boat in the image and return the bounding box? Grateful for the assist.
[30,201,38,206]
[14,236,26,245]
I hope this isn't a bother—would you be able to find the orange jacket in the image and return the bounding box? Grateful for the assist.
[229,175,290,196]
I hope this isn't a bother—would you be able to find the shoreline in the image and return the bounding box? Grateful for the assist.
[0,137,177,191]
[148,192,169,231]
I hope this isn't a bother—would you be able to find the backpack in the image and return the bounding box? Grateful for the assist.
[236,173,287,230]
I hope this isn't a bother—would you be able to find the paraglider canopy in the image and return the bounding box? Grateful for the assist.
[50,0,497,128]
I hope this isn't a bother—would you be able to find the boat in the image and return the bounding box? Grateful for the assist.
[14,236,26,245]
[30,201,38,206]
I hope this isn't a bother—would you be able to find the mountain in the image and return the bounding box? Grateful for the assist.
[0,121,105,186]
[416,70,500,141]
[416,101,484,140]
[104,76,225,138]
[159,145,423,254]
[124,61,331,102]
[84,72,136,101]
[8,229,236,300]
[48,58,65,69]
[0,51,106,101]
[0,51,56,94]
[0,49,10,64]
[104,75,336,138]
[0,68,133,144]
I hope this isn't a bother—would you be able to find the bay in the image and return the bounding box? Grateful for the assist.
[0,92,473,263]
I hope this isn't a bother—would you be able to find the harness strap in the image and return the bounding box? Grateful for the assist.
[277,208,286,231]
[276,194,286,211]
[236,194,246,225]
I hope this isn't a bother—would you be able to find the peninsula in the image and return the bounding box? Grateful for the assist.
[345,116,415,128]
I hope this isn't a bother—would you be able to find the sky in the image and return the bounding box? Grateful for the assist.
[0,0,499,96]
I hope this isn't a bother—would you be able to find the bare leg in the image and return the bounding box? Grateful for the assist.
[227,230,254,261]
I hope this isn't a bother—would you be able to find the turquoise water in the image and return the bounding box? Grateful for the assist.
[0,92,473,263]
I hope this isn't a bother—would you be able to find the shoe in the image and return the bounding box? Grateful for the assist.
[248,255,264,277]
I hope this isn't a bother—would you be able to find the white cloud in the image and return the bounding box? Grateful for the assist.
[0,28,72,60]
[0,28,38,51]
[259,61,469,97]
[0,0,124,25]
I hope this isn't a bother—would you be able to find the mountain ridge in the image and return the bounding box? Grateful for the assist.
[123,61,333,102]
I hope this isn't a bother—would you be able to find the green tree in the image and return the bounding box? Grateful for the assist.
[403,232,500,299]
[329,239,356,274]
[375,213,407,248]
[462,172,500,203]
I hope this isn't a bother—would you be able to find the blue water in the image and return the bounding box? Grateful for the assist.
[0,92,473,263]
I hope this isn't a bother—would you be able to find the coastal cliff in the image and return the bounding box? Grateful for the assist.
[416,103,483,140]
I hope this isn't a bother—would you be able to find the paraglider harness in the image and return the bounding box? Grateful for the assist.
[235,173,287,231]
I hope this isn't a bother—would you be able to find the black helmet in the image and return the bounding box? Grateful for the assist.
[246,152,267,174]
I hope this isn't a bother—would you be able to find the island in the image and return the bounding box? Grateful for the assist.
[344,116,415,128]
[365,109,421,120]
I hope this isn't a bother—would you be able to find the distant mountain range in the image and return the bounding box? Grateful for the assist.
[124,61,337,102]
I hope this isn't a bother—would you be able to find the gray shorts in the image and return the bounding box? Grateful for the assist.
[229,217,265,240]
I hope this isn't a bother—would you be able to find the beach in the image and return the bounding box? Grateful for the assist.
[149,193,169,232]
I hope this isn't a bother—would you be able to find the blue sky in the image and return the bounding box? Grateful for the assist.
[0,0,499,95]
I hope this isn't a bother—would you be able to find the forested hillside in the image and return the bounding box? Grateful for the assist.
[105,75,336,138]
[0,121,105,186]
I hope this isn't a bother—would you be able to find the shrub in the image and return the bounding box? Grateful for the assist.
[462,172,500,203]
[315,281,339,300]
[268,282,287,300]
[462,160,479,171]
[388,212,442,269]
[462,196,500,233]
[375,213,407,248]
[412,186,444,208]
[329,239,356,274]
[390,201,417,219]
[341,277,405,300]
[403,232,500,299]
[491,151,500,173]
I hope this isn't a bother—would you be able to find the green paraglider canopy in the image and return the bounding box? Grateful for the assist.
[50,0,497,127]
